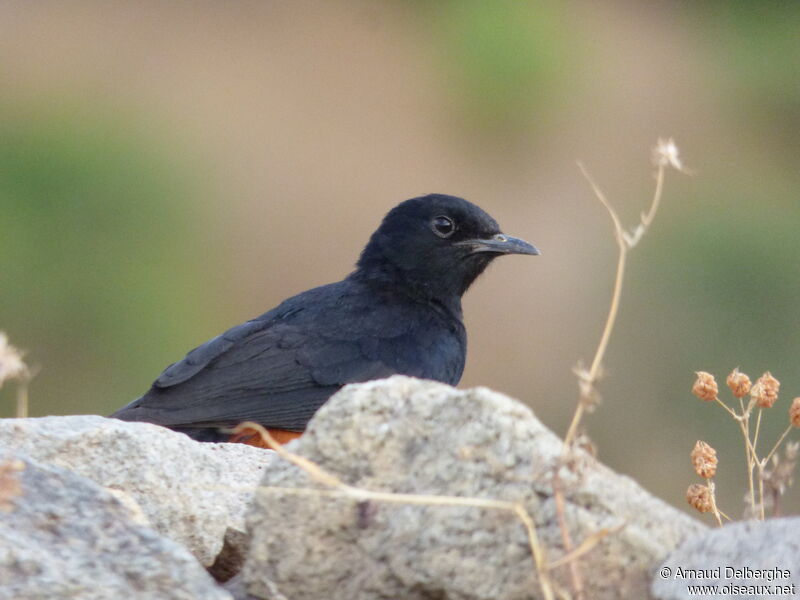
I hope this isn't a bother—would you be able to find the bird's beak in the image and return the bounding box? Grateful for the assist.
[455,234,540,256]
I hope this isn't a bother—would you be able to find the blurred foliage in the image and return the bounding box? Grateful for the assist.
[692,1,800,152]
[0,101,217,416]
[419,0,574,142]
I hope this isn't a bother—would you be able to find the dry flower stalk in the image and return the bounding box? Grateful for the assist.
[691,367,798,522]
[565,139,684,448]
[556,140,683,600]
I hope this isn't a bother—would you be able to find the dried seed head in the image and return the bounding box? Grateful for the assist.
[653,137,685,172]
[0,333,28,389]
[751,372,780,408]
[790,398,800,428]
[691,441,718,479]
[726,368,752,398]
[692,371,718,402]
[686,483,713,513]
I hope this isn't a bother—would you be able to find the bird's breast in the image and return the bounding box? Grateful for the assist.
[394,309,466,386]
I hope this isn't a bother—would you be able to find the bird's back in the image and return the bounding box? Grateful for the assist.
[113,278,466,435]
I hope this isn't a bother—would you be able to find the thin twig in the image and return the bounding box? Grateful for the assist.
[564,165,626,448]
[565,160,668,448]
[737,418,757,516]
[15,378,29,419]
[640,166,665,230]
[729,396,759,516]
[547,524,622,570]
[233,422,557,600]
[753,408,765,519]
[709,481,724,527]
[763,425,793,466]
[753,409,763,455]
[557,149,674,599]
[576,162,628,383]
[714,397,739,420]
[552,470,585,600]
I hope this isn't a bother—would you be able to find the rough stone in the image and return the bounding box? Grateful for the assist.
[0,415,272,567]
[0,454,231,600]
[243,376,704,600]
[652,517,800,599]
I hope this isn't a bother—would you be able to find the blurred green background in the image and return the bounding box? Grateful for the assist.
[2,1,799,518]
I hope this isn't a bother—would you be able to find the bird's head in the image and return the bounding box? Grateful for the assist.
[354,194,539,301]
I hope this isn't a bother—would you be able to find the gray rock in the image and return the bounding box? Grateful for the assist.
[652,518,800,599]
[0,454,231,600]
[243,376,703,600]
[0,415,272,567]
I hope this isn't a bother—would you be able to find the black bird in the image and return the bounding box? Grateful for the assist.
[112,194,539,443]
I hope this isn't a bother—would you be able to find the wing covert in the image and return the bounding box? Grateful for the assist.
[154,319,270,388]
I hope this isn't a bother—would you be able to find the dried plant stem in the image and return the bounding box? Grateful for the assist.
[695,370,796,522]
[753,408,766,519]
[753,409,763,454]
[712,503,723,527]
[717,396,792,519]
[763,425,793,466]
[564,248,626,447]
[708,481,724,527]
[555,148,676,599]
[547,525,620,570]
[15,378,29,419]
[737,417,757,516]
[641,165,665,229]
[556,152,673,600]
[233,422,557,600]
[714,397,739,419]
[565,160,667,448]
[552,471,585,600]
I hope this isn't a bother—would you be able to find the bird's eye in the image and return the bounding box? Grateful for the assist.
[431,215,455,238]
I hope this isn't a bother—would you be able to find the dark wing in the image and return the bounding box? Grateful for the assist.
[152,318,269,388]
[112,282,441,431]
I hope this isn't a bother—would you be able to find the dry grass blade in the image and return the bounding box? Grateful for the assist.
[232,422,557,600]
[548,524,624,570]
[551,469,585,600]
